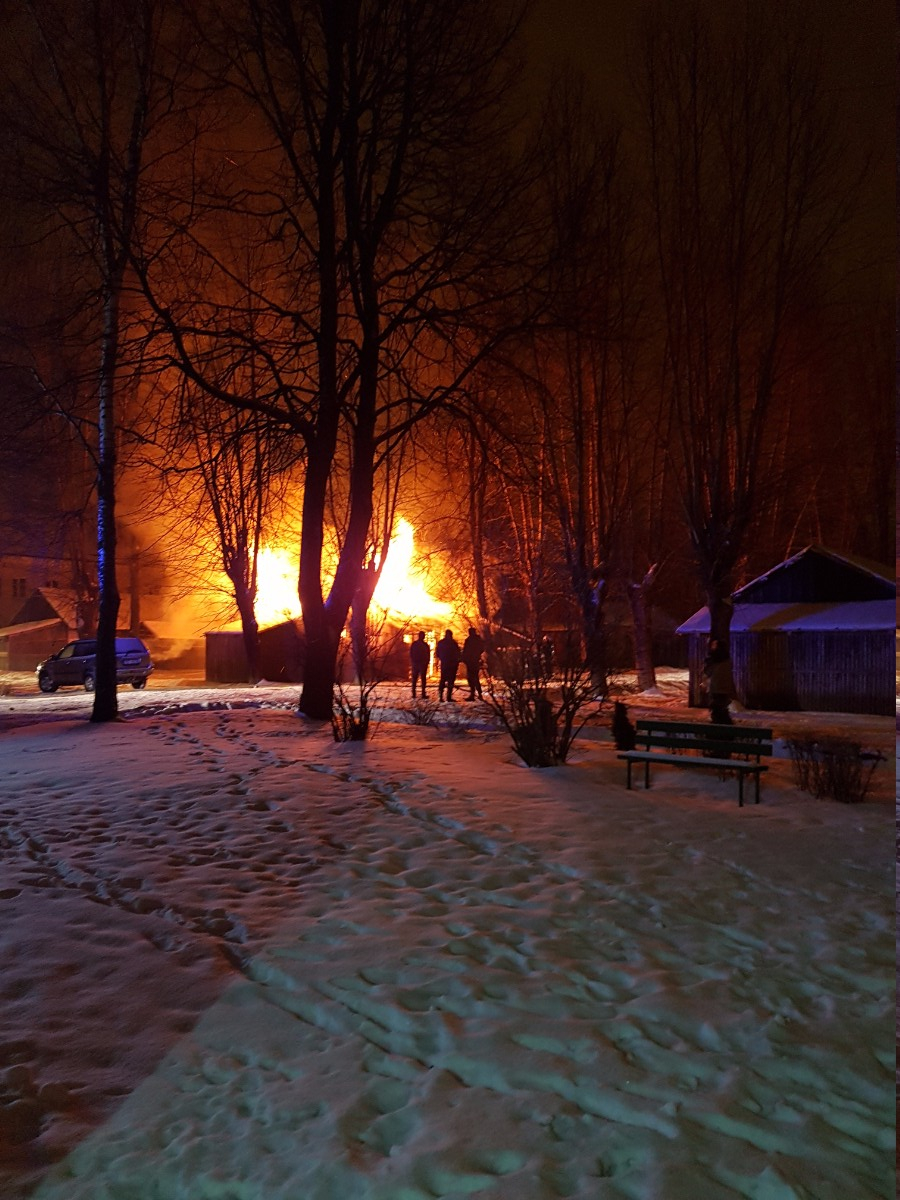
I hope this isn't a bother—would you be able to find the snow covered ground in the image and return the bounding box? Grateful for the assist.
[0,671,894,1199]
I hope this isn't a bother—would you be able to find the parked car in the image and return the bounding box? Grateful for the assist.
[36,637,154,693]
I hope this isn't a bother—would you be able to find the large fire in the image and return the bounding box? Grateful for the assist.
[371,518,452,622]
[252,517,451,629]
[253,546,301,628]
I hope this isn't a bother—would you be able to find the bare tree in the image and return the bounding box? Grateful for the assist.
[506,81,648,693]
[4,0,184,719]
[634,4,854,642]
[139,0,537,719]
[171,385,295,682]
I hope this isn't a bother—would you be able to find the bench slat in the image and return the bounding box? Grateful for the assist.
[636,738,771,755]
[632,719,773,761]
[635,719,772,738]
[618,752,766,772]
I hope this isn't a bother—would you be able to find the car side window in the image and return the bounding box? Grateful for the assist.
[58,645,75,659]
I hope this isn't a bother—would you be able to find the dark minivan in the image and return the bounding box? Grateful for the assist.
[36,637,154,693]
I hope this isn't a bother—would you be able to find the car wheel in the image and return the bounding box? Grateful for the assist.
[38,672,58,694]
[83,673,95,693]
[132,678,146,690]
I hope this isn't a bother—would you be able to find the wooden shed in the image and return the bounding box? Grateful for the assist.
[0,618,69,671]
[205,621,306,684]
[677,546,896,716]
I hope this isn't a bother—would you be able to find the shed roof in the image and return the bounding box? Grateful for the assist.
[676,600,896,635]
[733,545,894,602]
[11,588,82,630]
[0,618,66,639]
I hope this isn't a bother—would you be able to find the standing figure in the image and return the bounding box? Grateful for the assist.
[703,638,735,725]
[409,631,430,698]
[435,629,461,702]
[539,634,554,679]
[461,626,485,700]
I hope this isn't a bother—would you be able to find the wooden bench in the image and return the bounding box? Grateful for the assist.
[618,718,774,806]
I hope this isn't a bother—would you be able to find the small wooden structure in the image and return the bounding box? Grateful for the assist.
[0,588,82,671]
[0,618,70,671]
[677,546,895,716]
[205,621,306,684]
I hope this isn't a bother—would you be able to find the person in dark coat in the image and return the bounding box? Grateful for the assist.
[461,626,485,700]
[703,638,735,725]
[539,635,554,679]
[435,629,461,702]
[409,631,430,698]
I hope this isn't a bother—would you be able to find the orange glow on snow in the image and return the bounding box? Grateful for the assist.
[252,518,451,628]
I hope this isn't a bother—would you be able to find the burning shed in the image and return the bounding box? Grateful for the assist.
[677,545,895,716]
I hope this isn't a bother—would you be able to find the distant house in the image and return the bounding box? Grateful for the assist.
[0,588,84,671]
[677,545,896,716]
[0,552,68,628]
[11,587,84,635]
[0,618,70,671]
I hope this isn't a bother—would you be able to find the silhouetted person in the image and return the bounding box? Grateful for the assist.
[409,630,430,698]
[435,629,461,701]
[703,637,735,725]
[461,626,485,700]
[539,635,554,679]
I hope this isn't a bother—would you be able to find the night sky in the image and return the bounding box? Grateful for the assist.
[526,0,893,290]
[528,0,893,132]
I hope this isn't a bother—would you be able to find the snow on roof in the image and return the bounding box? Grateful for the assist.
[0,618,66,638]
[732,544,894,599]
[677,599,896,634]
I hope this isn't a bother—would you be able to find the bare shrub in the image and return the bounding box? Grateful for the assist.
[786,735,884,803]
[331,684,375,742]
[786,735,818,794]
[484,637,594,767]
[331,614,407,743]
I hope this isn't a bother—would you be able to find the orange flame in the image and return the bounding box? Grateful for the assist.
[253,546,301,628]
[371,518,452,622]
[251,517,451,628]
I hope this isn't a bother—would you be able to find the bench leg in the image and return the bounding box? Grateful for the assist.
[755,773,760,805]
[738,773,743,807]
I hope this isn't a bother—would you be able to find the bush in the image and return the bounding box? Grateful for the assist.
[484,638,594,767]
[330,613,397,742]
[786,734,883,803]
[331,677,377,742]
